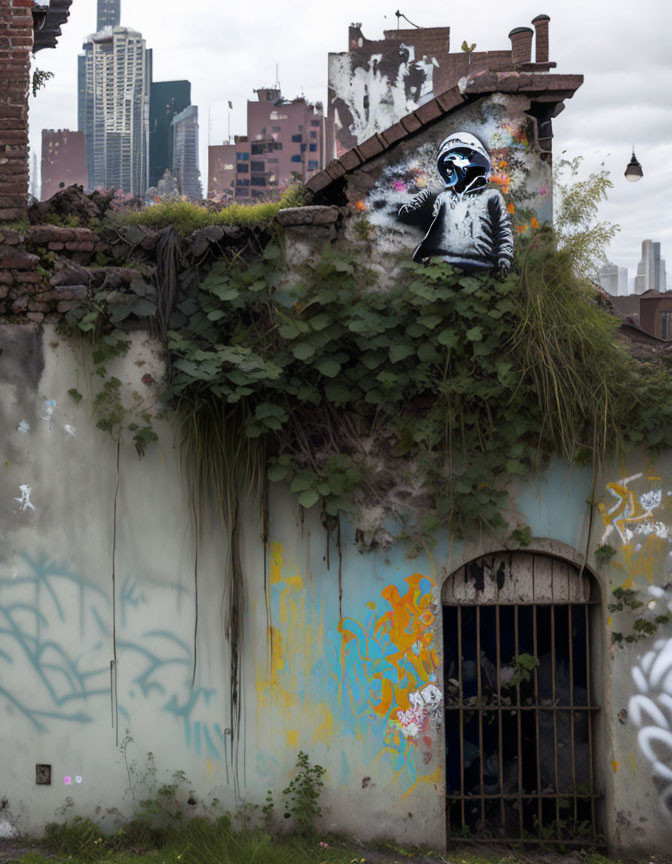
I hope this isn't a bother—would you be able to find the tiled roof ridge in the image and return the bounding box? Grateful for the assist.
[307,71,583,195]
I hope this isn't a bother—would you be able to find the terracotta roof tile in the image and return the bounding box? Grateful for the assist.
[413,98,443,125]
[357,134,386,160]
[381,123,408,146]
[307,72,583,198]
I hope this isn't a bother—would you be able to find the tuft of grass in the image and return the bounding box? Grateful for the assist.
[33,817,366,864]
[117,185,309,234]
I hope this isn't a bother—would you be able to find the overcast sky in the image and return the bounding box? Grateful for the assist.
[29,0,671,285]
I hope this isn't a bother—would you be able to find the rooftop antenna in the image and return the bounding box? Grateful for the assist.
[275,63,280,91]
[395,9,420,29]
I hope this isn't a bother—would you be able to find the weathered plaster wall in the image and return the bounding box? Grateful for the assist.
[1,324,672,853]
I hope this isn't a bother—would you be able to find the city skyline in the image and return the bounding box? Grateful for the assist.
[28,0,671,277]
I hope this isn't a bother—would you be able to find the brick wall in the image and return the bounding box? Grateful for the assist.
[0,0,34,222]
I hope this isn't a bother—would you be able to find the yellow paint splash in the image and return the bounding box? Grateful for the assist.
[630,752,637,774]
[255,542,331,745]
[612,760,619,773]
[286,730,298,749]
[401,765,442,800]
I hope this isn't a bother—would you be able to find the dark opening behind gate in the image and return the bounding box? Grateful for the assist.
[443,552,602,845]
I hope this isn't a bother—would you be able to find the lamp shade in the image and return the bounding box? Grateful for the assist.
[625,151,643,182]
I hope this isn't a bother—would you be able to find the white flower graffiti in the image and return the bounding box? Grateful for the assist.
[630,588,672,818]
[394,683,443,739]
[600,473,672,546]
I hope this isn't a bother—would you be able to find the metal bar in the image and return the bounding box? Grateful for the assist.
[446,793,602,800]
[585,602,596,839]
[443,705,600,712]
[533,603,543,839]
[458,604,466,831]
[496,604,505,833]
[443,600,601,607]
[514,605,524,839]
[568,604,577,826]
[476,605,485,829]
[551,603,561,840]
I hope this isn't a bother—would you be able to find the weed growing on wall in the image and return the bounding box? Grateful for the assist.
[281,751,326,836]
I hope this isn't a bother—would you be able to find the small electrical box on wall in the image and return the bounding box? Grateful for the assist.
[35,764,51,785]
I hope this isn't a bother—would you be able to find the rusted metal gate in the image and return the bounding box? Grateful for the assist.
[443,552,601,845]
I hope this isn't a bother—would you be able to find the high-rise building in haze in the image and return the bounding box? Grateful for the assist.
[79,27,152,196]
[149,81,191,188]
[208,88,325,201]
[635,240,668,294]
[172,105,202,200]
[97,0,121,31]
[41,130,88,200]
[598,262,629,297]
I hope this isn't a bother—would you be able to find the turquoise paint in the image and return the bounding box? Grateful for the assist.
[515,458,593,548]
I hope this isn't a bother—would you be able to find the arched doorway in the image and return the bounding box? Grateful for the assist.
[442,550,601,846]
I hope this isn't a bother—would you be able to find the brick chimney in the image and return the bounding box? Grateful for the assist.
[508,26,534,66]
[0,0,35,222]
[349,23,364,51]
[532,14,550,64]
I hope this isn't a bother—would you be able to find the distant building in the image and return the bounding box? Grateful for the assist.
[635,240,667,294]
[41,129,88,200]
[79,26,152,196]
[639,291,672,340]
[208,88,325,201]
[327,15,555,158]
[149,81,191,189]
[598,262,628,297]
[172,105,202,200]
[97,0,121,31]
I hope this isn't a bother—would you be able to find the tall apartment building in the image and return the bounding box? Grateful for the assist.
[172,105,202,201]
[208,88,325,201]
[97,0,121,31]
[41,129,88,200]
[327,15,554,157]
[149,80,191,188]
[635,240,668,294]
[598,262,629,297]
[79,26,152,196]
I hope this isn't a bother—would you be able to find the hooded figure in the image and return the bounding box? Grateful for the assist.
[398,132,514,275]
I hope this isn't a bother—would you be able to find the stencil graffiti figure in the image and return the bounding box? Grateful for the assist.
[398,132,514,274]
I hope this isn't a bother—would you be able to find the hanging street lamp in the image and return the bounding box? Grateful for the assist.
[625,149,643,182]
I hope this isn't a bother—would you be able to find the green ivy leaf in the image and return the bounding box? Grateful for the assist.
[437,328,457,347]
[417,314,443,330]
[389,344,415,364]
[315,358,341,378]
[298,489,320,509]
[290,471,316,493]
[466,326,483,342]
[292,342,316,360]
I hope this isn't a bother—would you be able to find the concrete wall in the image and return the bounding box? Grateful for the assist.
[1,323,672,852]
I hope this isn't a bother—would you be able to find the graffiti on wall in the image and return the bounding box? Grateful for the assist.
[253,545,442,797]
[599,473,672,547]
[396,132,514,273]
[361,103,550,255]
[333,572,442,796]
[329,45,436,155]
[630,587,672,817]
[0,551,222,757]
[598,471,672,587]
